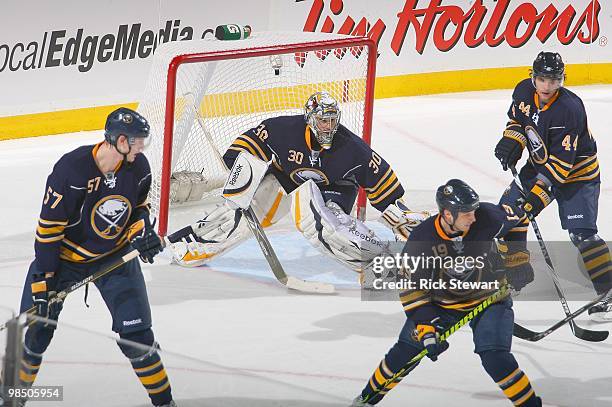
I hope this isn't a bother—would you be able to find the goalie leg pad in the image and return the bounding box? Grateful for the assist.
[170,175,290,267]
[292,180,389,272]
[251,175,291,227]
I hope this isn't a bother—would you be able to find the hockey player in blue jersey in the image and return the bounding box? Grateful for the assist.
[494,52,612,321]
[19,108,175,406]
[352,180,542,406]
[170,91,428,275]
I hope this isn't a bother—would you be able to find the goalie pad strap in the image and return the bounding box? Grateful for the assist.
[292,180,388,272]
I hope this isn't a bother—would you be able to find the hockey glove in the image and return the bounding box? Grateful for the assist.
[127,217,163,263]
[518,182,553,219]
[381,199,429,241]
[490,242,534,292]
[494,126,527,171]
[31,274,63,327]
[415,320,449,362]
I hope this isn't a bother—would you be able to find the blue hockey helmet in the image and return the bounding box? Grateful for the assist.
[436,179,480,217]
[532,52,565,81]
[104,107,150,146]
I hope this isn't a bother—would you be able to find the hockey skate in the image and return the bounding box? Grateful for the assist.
[588,289,612,322]
[157,401,177,407]
[349,395,374,406]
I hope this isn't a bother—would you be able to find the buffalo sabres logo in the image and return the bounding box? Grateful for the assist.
[451,236,464,254]
[91,195,132,239]
[525,126,548,165]
[290,168,329,185]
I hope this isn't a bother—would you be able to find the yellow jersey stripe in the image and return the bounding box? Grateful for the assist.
[237,135,269,161]
[36,225,65,235]
[232,139,258,158]
[39,218,69,226]
[564,169,600,183]
[548,154,573,169]
[59,247,87,262]
[35,234,64,243]
[62,238,100,257]
[568,160,599,178]
[370,179,401,205]
[366,167,392,193]
[367,172,398,200]
[571,154,597,171]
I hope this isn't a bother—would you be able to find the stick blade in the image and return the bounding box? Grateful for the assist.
[285,276,335,294]
[571,324,609,342]
[514,322,608,342]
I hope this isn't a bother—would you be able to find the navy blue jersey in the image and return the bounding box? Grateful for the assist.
[508,78,599,187]
[222,115,404,212]
[35,143,151,274]
[400,202,523,314]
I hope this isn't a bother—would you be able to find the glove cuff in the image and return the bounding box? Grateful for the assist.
[503,129,527,148]
[127,218,147,241]
[505,250,530,268]
[529,184,553,209]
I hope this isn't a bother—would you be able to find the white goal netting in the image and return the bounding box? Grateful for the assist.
[138,31,375,235]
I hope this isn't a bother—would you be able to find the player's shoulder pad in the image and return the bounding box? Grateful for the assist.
[474,201,505,225]
[332,124,369,153]
[407,215,437,242]
[132,152,151,171]
[512,78,534,100]
[262,115,306,133]
[556,88,587,123]
[52,144,95,183]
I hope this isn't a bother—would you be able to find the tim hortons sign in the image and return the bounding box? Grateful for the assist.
[303,0,601,55]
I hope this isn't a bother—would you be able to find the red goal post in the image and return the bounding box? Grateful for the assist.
[139,32,377,237]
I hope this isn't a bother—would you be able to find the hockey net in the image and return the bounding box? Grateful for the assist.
[138,32,377,236]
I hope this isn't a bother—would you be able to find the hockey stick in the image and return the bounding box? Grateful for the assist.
[1,247,141,332]
[512,291,609,342]
[242,206,334,294]
[509,166,608,342]
[194,118,335,294]
[363,286,508,403]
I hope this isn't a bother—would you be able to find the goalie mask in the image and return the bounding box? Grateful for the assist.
[304,91,341,150]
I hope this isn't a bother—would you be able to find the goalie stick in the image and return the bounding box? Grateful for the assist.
[195,118,335,294]
[362,286,508,403]
[509,166,608,342]
[513,291,609,342]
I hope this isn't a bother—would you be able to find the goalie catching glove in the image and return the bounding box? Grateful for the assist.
[380,198,429,241]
